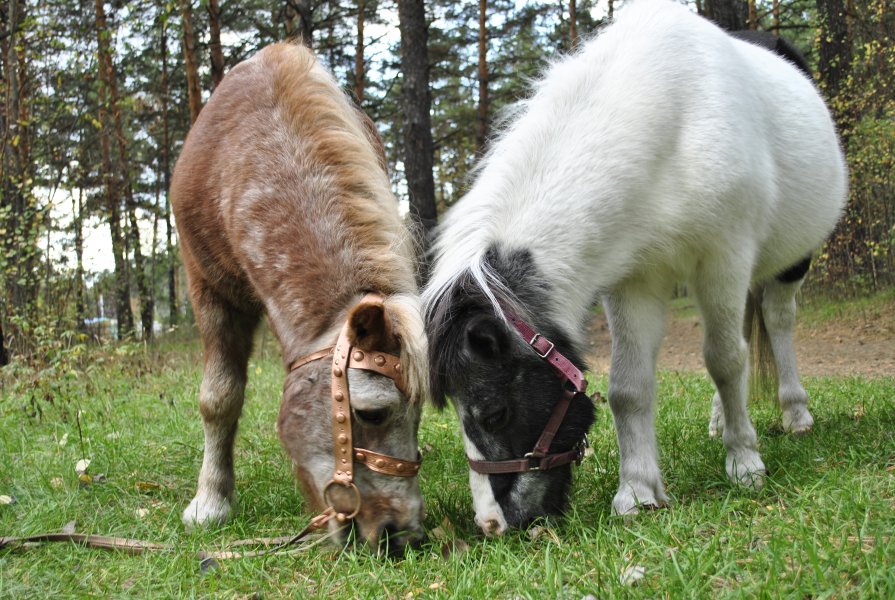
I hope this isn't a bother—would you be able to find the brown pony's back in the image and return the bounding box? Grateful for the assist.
[173,43,415,345]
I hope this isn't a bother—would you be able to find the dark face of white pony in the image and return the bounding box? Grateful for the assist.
[427,255,595,533]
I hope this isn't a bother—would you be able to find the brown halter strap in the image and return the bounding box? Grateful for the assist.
[288,293,422,521]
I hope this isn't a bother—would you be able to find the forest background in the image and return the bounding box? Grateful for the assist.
[1,0,892,364]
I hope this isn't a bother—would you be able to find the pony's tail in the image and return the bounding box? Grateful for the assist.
[746,287,777,403]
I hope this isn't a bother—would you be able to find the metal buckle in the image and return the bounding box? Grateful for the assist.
[528,333,555,359]
[523,452,543,471]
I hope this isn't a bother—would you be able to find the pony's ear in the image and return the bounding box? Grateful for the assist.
[347,298,399,353]
[463,316,508,360]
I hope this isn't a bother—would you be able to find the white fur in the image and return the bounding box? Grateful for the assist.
[425,0,846,519]
[461,430,508,536]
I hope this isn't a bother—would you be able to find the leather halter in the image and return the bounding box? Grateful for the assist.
[288,293,422,522]
[466,312,589,474]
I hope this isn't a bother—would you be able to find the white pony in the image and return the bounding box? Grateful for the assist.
[423,0,846,534]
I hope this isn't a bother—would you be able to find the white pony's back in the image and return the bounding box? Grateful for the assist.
[426,0,846,340]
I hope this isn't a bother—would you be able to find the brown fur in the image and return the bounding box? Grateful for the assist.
[173,43,427,540]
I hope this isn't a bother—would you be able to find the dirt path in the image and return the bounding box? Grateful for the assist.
[585,302,895,378]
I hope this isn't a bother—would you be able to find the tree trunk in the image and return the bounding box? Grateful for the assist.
[73,168,86,332]
[747,0,757,29]
[94,0,134,339]
[290,0,314,47]
[98,1,153,340]
[608,0,614,20]
[179,0,203,123]
[700,0,747,30]
[397,0,437,257]
[2,0,40,348]
[815,0,851,101]
[355,0,365,104]
[773,0,780,35]
[476,0,489,154]
[0,321,7,365]
[160,12,178,326]
[208,0,225,91]
[569,0,577,48]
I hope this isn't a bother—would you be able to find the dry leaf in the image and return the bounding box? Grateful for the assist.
[0,494,16,505]
[620,565,646,586]
[440,538,469,559]
[75,458,91,475]
[439,516,456,534]
[61,520,77,534]
[428,581,445,590]
[135,481,162,492]
[57,433,69,447]
[50,477,63,488]
[527,525,561,544]
[92,474,107,484]
[135,507,150,518]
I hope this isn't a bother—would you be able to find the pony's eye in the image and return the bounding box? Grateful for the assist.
[354,408,390,426]
[482,406,509,431]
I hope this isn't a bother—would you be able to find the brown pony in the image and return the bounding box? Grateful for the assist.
[171,43,428,551]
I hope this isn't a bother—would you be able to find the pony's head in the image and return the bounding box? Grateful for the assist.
[425,248,595,534]
[278,293,427,553]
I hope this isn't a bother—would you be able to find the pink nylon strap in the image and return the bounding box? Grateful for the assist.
[505,314,587,395]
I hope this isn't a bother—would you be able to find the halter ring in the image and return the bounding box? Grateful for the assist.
[323,479,362,521]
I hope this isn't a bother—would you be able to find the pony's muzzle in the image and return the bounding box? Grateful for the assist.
[377,521,426,556]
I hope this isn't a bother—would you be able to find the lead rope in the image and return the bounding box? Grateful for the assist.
[0,506,344,570]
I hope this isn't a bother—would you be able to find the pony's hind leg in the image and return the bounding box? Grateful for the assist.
[694,260,766,488]
[603,281,671,515]
[182,284,259,528]
[762,264,813,434]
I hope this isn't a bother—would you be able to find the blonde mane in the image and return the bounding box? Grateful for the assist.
[265,44,428,402]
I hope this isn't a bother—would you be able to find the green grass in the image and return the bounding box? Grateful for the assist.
[1,335,893,598]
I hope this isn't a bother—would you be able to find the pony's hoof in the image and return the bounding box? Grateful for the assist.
[182,493,232,529]
[782,408,814,436]
[726,452,766,489]
[612,482,669,516]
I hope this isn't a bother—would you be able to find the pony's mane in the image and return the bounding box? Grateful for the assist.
[423,23,615,331]
[267,43,416,294]
[265,43,428,402]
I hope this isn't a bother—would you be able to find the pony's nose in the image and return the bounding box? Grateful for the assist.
[378,522,425,556]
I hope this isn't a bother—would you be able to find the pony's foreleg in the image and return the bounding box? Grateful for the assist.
[762,277,813,434]
[182,285,259,528]
[695,263,765,488]
[603,285,670,515]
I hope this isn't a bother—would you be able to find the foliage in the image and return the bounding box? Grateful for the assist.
[1,0,893,363]
[811,0,895,293]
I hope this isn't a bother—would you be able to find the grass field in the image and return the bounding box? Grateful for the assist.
[1,307,893,598]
